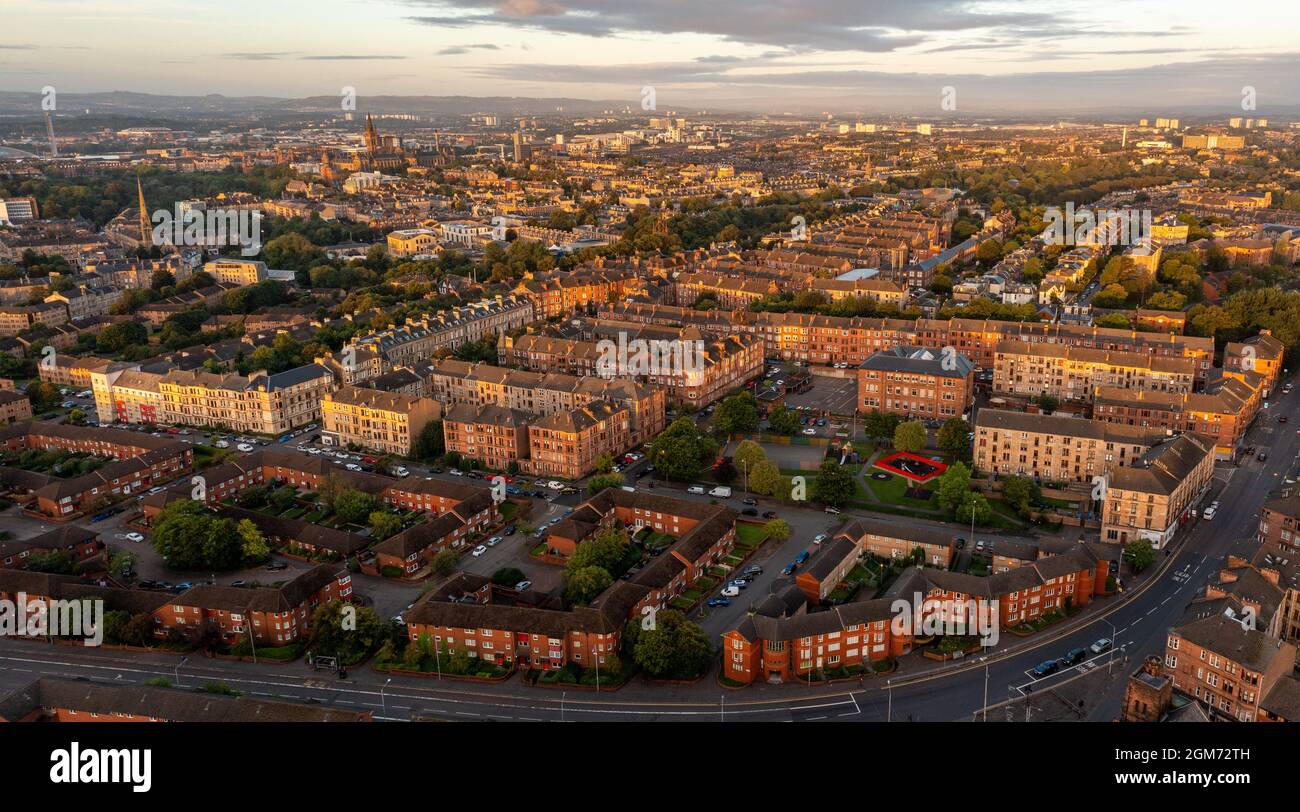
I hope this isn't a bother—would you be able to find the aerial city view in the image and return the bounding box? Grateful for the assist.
[0,0,1297,781]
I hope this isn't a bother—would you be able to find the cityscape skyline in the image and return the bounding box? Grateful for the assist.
[2,0,1299,113]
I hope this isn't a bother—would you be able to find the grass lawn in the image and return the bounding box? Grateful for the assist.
[499,501,519,521]
[735,523,769,548]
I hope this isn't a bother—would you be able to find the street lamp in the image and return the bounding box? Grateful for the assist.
[981,656,990,722]
[174,655,188,688]
[886,679,892,722]
[1104,617,1117,674]
[380,677,392,718]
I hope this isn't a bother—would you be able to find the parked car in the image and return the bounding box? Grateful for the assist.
[345,463,362,472]
[742,565,763,576]
[1064,647,1088,666]
[706,597,731,607]
[742,497,757,506]
[265,562,288,571]
[1032,659,1060,678]
[687,485,706,495]
[514,580,532,591]
[449,468,465,476]
[503,524,517,536]
[813,533,828,545]
[781,563,797,576]
[172,582,193,593]
[1203,506,1216,520]
[125,532,145,542]
[471,545,488,557]
[1089,638,1112,655]
[795,550,810,564]
[823,506,841,514]
[720,586,741,598]
[762,510,777,519]
[1259,451,1268,461]
[741,507,758,516]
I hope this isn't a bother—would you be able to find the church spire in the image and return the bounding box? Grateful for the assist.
[136,175,151,247]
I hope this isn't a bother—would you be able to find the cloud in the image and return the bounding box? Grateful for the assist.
[223,51,297,61]
[301,55,408,60]
[401,0,1054,51]
[437,43,500,54]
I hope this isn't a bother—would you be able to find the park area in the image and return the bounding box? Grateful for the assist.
[873,451,947,483]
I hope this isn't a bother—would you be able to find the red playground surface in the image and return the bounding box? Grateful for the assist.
[873,451,948,482]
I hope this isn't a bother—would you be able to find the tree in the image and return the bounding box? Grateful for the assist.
[565,528,628,574]
[936,461,974,515]
[152,499,246,570]
[812,459,855,507]
[369,511,404,540]
[632,609,711,679]
[431,548,458,576]
[334,489,379,525]
[732,440,767,475]
[714,391,760,435]
[865,410,901,444]
[893,420,927,453]
[586,472,625,496]
[764,518,791,543]
[936,417,972,461]
[1035,393,1060,415]
[749,460,783,496]
[308,600,392,663]
[647,417,717,481]
[235,519,270,565]
[767,405,800,435]
[713,460,737,485]
[564,565,612,605]
[1000,475,1040,517]
[96,321,148,354]
[954,491,992,525]
[412,420,444,460]
[1123,539,1156,573]
[593,453,614,474]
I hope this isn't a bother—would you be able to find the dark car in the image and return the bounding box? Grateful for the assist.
[955,537,966,550]
[1258,451,1268,461]
[1281,415,1289,424]
[742,565,763,576]
[504,524,517,536]
[265,562,288,572]
[742,497,757,506]
[781,563,797,575]
[762,510,778,519]
[1064,647,1088,666]
[706,597,731,607]
[741,507,758,516]
[795,550,810,564]
[1032,659,1060,678]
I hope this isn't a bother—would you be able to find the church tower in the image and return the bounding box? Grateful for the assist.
[363,114,380,155]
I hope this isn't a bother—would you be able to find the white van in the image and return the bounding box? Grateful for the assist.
[709,486,732,498]
[687,485,707,495]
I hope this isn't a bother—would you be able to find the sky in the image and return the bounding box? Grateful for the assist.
[2,0,1298,113]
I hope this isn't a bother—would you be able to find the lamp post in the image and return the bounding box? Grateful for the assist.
[886,679,892,722]
[174,655,188,688]
[380,677,392,718]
